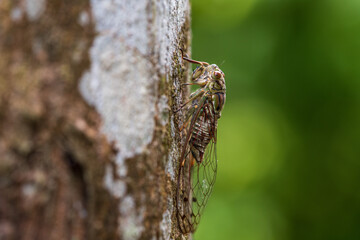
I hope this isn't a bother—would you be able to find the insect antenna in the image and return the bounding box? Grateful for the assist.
[219,59,226,67]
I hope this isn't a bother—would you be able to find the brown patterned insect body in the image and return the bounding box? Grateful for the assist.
[189,102,215,163]
[176,51,226,234]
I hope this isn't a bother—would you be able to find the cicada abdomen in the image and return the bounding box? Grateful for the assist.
[176,51,226,234]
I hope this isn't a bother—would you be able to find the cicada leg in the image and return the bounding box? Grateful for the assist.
[179,117,191,133]
[181,49,209,66]
[179,100,201,132]
[174,88,207,113]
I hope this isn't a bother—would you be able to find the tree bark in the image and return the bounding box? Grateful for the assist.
[0,1,190,239]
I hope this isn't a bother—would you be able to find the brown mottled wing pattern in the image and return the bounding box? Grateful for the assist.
[176,99,218,233]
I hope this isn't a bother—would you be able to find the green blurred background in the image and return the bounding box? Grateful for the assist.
[190,0,360,239]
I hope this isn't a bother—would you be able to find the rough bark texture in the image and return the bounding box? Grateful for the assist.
[0,1,190,240]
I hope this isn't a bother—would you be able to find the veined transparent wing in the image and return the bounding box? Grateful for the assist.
[176,100,218,233]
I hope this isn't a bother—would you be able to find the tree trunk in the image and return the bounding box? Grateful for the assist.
[0,1,190,239]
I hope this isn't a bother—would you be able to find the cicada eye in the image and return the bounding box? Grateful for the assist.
[213,71,222,80]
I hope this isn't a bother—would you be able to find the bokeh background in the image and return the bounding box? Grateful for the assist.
[191,0,360,239]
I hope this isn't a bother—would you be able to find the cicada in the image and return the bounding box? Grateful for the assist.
[176,50,226,234]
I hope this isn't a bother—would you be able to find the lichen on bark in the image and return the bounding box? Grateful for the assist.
[81,0,191,239]
[0,0,191,239]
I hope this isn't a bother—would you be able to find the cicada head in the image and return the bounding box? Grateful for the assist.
[208,64,226,92]
[207,64,226,116]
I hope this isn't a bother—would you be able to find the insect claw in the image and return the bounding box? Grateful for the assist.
[180,48,188,59]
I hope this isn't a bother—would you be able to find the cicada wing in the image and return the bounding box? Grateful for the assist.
[176,97,219,233]
[176,137,218,233]
[176,98,207,233]
[176,112,218,232]
[190,136,217,229]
